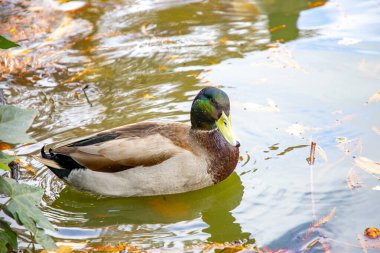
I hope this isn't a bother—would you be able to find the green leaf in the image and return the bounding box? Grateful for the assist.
[35,229,57,250]
[0,36,19,49]
[0,218,18,253]
[0,104,37,144]
[0,151,16,171]
[0,178,57,249]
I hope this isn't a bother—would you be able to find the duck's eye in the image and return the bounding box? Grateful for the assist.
[224,121,228,127]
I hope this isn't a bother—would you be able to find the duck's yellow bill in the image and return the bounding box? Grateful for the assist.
[216,111,239,147]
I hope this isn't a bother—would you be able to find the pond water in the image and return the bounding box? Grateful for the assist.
[1,0,380,252]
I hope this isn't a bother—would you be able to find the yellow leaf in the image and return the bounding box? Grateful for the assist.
[143,94,155,99]
[10,28,16,33]
[159,65,167,71]
[15,159,36,175]
[355,156,380,175]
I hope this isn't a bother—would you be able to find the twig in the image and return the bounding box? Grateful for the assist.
[309,141,316,165]
[82,85,93,107]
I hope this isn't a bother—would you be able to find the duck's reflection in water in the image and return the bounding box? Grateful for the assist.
[49,172,251,243]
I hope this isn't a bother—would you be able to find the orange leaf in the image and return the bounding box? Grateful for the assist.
[308,1,326,8]
[15,159,36,175]
[41,245,73,253]
[219,37,229,44]
[270,25,286,32]
[0,142,12,150]
[364,227,380,239]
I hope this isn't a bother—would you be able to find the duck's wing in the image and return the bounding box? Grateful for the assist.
[51,122,192,172]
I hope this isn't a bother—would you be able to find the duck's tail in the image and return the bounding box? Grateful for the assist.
[35,146,74,179]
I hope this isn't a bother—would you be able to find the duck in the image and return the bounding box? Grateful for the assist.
[36,87,240,197]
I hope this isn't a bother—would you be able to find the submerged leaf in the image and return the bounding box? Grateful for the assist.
[347,168,362,190]
[355,156,380,175]
[357,234,368,253]
[0,218,18,252]
[0,105,37,144]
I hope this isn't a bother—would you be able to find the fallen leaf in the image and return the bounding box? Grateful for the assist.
[0,142,12,150]
[365,227,380,239]
[347,168,362,190]
[143,94,155,99]
[369,91,380,103]
[270,25,286,32]
[41,245,73,253]
[306,208,336,239]
[159,65,167,71]
[357,234,368,253]
[355,156,380,175]
[219,37,229,44]
[15,159,36,175]
[308,1,327,8]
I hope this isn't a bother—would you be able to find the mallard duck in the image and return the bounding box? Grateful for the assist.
[36,87,240,197]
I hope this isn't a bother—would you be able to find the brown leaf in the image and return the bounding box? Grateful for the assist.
[347,168,362,190]
[357,234,368,253]
[355,156,380,175]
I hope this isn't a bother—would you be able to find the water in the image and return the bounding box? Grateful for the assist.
[1,0,380,252]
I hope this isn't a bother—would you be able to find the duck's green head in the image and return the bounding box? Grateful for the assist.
[191,87,240,147]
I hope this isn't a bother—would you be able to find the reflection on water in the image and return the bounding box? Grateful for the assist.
[1,0,380,251]
[47,173,249,243]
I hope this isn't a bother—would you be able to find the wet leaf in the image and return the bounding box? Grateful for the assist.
[347,168,362,190]
[270,25,286,32]
[0,36,19,49]
[0,218,18,252]
[143,94,156,99]
[306,208,336,238]
[355,156,380,175]
[159,65,168,71]
[0,104,37,144]
[364,227,380,239]
[307,1,327,8]
[369,91,380,103]
[357,234,368,253]
[219,37,229,44]
[0,151,16,171]
[0,142,12,150]
[0,177,57,249]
